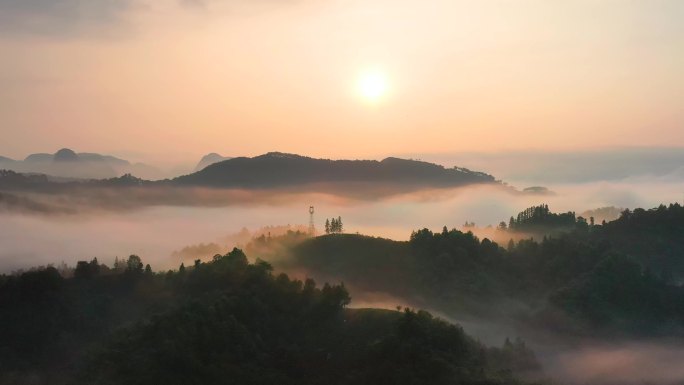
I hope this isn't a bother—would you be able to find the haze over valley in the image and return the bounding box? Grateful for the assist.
[2,0,684,384]
[2,148,682,271]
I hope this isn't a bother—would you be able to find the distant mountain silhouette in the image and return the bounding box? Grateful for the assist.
[53,148,81,162]
[0,149,163,180]
[175,152,496,189]
[78,152,130,167]
[194,152,232,171]
[24,153,53,162]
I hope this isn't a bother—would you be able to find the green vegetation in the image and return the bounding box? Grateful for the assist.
[0,249,537,385]
[507,204,579,232]
[271,203,684,337]
[4,202,684,384]
[325,216,344,234]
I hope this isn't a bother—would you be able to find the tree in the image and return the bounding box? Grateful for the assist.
[126,255,143,274]
[325,219,330,234]
[498,221,507,230]
[75,258,100,279]
[74,261,92,279]
[113,257,125,272]
[327,217,344,234]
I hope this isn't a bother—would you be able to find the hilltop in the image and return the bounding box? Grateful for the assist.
[174,152,497,189]
[256,203,684,338]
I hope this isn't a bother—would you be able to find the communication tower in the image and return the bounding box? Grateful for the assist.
[309,206,315,236]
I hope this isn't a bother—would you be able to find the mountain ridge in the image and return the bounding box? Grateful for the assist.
[175,152,497,188]
[194,152,232,171]
[0,148,162,180]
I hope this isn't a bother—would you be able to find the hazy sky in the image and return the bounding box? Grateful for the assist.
[1,0,683,165]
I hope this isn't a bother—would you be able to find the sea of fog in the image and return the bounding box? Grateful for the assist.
[1,180,683,273]
[2,180,684,384]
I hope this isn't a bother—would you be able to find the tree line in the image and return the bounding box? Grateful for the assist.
[325,216,344,234]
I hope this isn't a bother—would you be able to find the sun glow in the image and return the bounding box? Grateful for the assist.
[357,69,389,103]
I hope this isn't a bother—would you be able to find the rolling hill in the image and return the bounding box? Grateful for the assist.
[174,152,497,189]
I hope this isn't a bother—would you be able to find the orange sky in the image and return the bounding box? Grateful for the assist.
[1,0,683,165]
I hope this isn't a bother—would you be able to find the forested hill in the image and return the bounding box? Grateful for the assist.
[0,249,538,385]
[172,152,497,188]
[268,203,684,338]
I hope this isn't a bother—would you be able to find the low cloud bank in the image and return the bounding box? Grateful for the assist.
[1,180,683,273]
[416,148,684,185]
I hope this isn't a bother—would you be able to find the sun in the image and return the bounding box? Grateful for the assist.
[357,69,388,103]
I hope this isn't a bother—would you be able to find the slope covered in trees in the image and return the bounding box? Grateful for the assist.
[0,249,537,385]
[3,203,682,384]
[271,203,684,337]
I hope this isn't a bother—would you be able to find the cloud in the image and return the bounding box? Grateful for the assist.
[0,0,300,37]
[414,147,684,185]
[171,242,224,260]
[549,342,684,385]
[0,0,137,37]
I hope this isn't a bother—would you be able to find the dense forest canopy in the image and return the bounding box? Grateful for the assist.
[0,249,538,385]
[273,203,684,337]
[3,202,684,384]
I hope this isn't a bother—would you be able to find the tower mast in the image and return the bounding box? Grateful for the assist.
[309,206,315,236]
